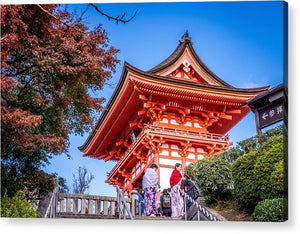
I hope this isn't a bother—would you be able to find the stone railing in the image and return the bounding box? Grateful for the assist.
[56,190,139,218]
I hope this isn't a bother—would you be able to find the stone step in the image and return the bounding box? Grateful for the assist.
[134,215,183,221]
[56,213,117,219]
[56,212,185,220]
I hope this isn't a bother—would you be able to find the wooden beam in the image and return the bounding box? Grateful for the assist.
[219,114,232,120]
[129,121,138,127]
[200,112,209,118]
[143,102,152,108]
[104,154,115,162]
[139,94,148,101]
[96,154,108,160]
[184,108,190,115]
[172,68,181,77]
[116,140,124,146]
[138,110,147,116]
[222,105,227,113]
[226,109,242,114]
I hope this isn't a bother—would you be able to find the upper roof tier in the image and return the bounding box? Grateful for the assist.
[78,31,270,158]
[147,30,233,87]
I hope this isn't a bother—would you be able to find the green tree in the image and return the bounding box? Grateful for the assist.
[237,136,258,154]
[232,133,286,211]
[236,125,284,155]
[196,156,233,204]
[232,150,260,210]
[56,176,69,193]
[1,4,119,197]
[0,190,39,218]
[254,135,285,200]
[184,162,198,181]
[214,146,243,163]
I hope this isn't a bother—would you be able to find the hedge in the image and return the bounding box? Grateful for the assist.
[251,198,288,222]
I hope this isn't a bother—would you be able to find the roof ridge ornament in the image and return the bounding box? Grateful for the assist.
[180,30,191,43]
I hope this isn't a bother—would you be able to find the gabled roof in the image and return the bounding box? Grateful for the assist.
[147,30,233,87]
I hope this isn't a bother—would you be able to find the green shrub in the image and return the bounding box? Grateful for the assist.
[251,198,288,222]
[196,156,233,204]
[232,134,286,211]
[254,135,285,200]
[184,162,198,181]
[232,150,259,210]
[0,190,39,218]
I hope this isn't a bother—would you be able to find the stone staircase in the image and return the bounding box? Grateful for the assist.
[185,197,225,221]
[134,216,182,221]
[38,188,224,221]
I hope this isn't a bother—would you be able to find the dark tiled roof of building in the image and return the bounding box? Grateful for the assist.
[147,30,233,88]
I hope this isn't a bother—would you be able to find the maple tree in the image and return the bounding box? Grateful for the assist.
[1,4,119,197]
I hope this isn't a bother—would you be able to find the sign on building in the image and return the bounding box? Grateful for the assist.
[258,101,284,129]
[245,84,287,134]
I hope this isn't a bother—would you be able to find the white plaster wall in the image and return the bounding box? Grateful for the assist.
[159,158,181,166]
[159,167,174,190]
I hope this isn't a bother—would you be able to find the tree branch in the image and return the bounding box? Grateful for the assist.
[1,34,9,42]
[37,4,87,34]
[89,3,138,24]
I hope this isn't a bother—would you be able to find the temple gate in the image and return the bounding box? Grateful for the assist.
[79,31,269,193]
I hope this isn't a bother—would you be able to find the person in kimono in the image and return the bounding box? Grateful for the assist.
[182,174,200,208]
[169,163,185,218]
[142,163,160,216]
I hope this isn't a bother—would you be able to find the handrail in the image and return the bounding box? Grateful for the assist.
[180,188,218,221]
[44,187,58,218]
[116,185,134,220]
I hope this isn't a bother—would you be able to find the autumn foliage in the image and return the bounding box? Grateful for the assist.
[1,4,119,197]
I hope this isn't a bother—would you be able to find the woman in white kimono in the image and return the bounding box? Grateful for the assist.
[142,163,159,216]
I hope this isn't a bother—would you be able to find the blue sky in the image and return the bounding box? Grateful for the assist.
[43,1,286,197]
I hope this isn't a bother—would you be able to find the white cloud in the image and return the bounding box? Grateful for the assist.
[238,74,269,88]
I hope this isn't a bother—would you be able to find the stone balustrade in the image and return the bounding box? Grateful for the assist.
[57,190,139,218]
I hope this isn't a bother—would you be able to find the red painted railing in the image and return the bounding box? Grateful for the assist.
[144,124,230,142]
[107,125,230,180]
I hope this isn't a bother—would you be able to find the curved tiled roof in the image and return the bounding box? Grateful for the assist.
[147,30,233,88]
[78,31,270,155]
[78,61,269,154]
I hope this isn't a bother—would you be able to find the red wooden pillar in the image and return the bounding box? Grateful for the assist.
[154,152,160,186]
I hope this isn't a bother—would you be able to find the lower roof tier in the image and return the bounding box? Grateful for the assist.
[106,124,233,185]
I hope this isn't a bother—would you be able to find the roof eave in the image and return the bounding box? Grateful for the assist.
[130,63,270,94]
[78,62,132,153]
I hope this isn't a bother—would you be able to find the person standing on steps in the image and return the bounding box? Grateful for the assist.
[170,163,185,218]
[183,174,200,209]
[142,163,160,216]
[136,187,145,216]
[160,188,172,217]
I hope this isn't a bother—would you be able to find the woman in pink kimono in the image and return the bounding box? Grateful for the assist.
[169,163,185,218]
